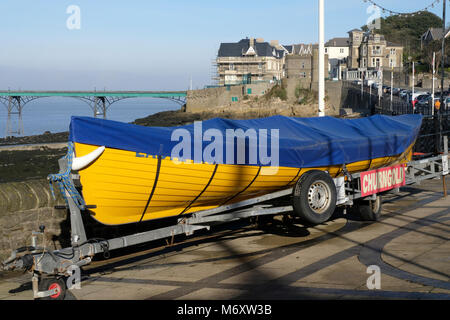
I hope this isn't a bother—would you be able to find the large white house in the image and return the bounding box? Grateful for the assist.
[325,37,349,80]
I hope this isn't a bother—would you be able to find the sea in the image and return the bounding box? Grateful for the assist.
[0,97,181,138]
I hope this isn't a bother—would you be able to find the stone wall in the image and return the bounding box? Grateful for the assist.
[186,85,245,112]
[0,180,66,261]
[244,83,273,96]
[186,83,275,112]
[0,179,183,262]
[284,78,343,112]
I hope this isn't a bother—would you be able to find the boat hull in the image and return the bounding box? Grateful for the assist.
[74,142,413,225]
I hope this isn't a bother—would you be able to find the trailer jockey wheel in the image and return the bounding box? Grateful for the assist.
[292,170,337,225]
[356,195,382,221]
[37,277,66,300]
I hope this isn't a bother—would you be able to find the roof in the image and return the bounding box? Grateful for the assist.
[218,38,284,58]
[285,43,316,56]
[348,28,363,33]
[421,27,450,41]
[325,37,349,47]
[282,45,293,54]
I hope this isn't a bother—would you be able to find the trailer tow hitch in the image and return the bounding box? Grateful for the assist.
[1,247,36,272]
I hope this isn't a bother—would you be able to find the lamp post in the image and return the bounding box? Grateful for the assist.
[390,68,393,112]
[439,0,446,113]
[408,56,414,113]
[436,0,446,154]
[318,0,325,117]
[432,51,436,116]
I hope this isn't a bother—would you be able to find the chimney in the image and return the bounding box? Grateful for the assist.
[256,38,265,43]
[250,38,255,48]
[270,40,279,47]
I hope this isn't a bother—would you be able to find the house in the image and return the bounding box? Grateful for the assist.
[215,38,286,86]
[346,29,403,80]
[284,43,329,87]
[421,27,450,47]
[325,37,349,80]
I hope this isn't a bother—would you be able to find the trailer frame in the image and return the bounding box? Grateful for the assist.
[1,137,448,299]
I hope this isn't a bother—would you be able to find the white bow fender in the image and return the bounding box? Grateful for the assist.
[72,146,105,171]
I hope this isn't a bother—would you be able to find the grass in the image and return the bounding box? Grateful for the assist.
[295,87,318,105]
[265,84,287,101]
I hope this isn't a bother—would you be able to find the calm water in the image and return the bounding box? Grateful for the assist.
[0,97,181,138]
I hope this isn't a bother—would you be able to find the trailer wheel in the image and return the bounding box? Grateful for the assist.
[292,170,337,225]
[356,195,382,221]
[37,277,66,300]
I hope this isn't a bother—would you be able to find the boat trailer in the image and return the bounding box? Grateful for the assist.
[1,137,448,300]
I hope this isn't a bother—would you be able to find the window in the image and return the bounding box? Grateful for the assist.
[372,46,381,55]
[325,48,328,53]
[340,48,344,54]
[258,63,263,70]
[389,58,396,68]
[390,48,396,55]
[301,62,305,69]
[229,63,235,71]
[372,57,381,68]
[300,72,306,78]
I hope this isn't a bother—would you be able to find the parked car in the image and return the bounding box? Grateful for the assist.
[392,88,401,96]
[399,90,409,99]
[412,93,427,102]
[416,95,432,108]
[411,91,428,101]
[371,82,380,90]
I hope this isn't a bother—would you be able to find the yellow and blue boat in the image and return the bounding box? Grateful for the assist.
[64,114,422,225]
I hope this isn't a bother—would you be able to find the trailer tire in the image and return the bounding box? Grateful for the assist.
[357,195,382,221]
[292,170,337,225]
[37,277,66,300]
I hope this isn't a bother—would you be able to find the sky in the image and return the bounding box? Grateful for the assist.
[0,0,447,91]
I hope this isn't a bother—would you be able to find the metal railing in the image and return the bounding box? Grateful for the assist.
[342,81,449,155]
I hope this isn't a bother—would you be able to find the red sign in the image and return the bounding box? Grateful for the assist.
[360,164,406,197]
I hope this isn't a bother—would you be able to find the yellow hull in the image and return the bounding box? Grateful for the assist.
[74,142,413,225]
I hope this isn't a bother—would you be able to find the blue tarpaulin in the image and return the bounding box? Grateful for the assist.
[69,114,422,168]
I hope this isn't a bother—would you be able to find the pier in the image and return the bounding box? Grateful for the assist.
[0,91,187,136]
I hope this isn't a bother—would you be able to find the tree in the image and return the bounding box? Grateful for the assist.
[362,11,443,58]
[421,39,450,75]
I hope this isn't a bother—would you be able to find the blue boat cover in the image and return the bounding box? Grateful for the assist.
[69,114,422,168]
